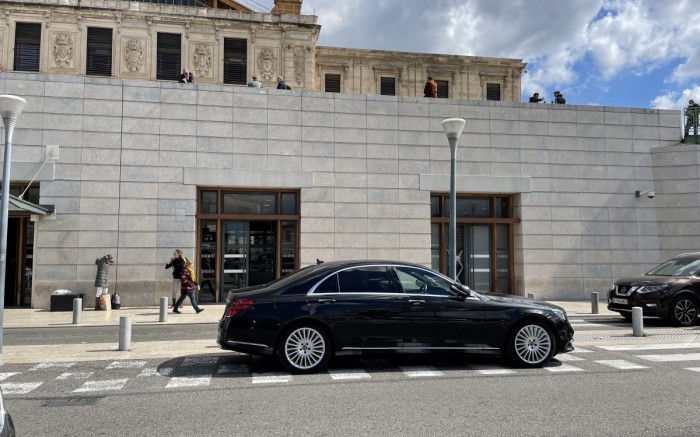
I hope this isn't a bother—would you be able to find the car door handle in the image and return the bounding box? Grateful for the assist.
[317,299,336,304]
[408,299,425,304]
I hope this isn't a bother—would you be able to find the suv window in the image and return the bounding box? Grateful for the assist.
[647,258,700,276]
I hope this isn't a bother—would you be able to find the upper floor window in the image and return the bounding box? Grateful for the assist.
[325,74,341,93]
[487,83,501,101]
[436,80,449,98]
[380,77,396,96]
[223,38,247,85]
[14,22,41,72]
[86,27,113,76]
[156,32,181,81]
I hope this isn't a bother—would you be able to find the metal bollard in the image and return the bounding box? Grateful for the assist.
[119,316,132,351]
[632,306,644,337]
[591,292,599,314]
[159,297,168,323]
[72,298,82,325]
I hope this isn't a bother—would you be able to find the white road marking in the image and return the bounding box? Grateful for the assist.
[182,357,219,366]
[74,379,128,393]
[138,368,173,377]
[569,348,594,353]
[217,364,249,374]
[469,365,516,375]
[555,354,585,362]
[106,360,147,370]
[400,366,445,378]
[1,382,42,394]
[166,376,212,389]
[595,360,648,370]
[328,369,372,380]
[685,367,700,373]
[28,362,76,372]
[252,373,292,384]
[600,343,700,351]
[545,364,584,372]
[56,372,94,380]
[636,353,700,362]
[0,373,18,382]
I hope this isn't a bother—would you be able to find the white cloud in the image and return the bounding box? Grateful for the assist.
[652,85,700,110]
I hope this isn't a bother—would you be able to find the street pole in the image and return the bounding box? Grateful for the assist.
[0,95,27,353]
[441,118,466,281]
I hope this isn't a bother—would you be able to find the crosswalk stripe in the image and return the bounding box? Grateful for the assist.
[636,353,700,362]
[1,382,42,394]
[106,360,147,370]
[217,364,249,374]
[600,343,700,351]
[685,367,700,373]
[74,379,128,393]
[252,373,292,384]
[545,364,584,372]
[0,373,18,382]
[570,348,593,353]
[28,362,76,372]
[182,357,219,366]
[56,372,94,380]
[166,376,211,389]
[556,354,585,362]
[328,369,372,380]
[469,365,515,375]
[400,366,444,378]
[595,360,648,370]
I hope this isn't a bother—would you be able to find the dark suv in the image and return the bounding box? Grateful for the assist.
[608,252,700,326]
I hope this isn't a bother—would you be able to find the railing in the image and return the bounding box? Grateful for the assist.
[684,106,700,144]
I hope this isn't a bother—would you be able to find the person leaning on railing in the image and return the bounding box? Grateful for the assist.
[682,99,700,143]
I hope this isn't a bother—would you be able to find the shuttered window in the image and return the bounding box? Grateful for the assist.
[86,27,113,76]
[436,80,449,98]
[380,77,396,96]
[14,22,41,72]
[486,83,501,101]
[223,38,247,85]
[325,74,341,93]
[156,32,181,81]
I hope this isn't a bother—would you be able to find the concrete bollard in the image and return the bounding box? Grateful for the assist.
[119,316,132,351]
[72,298,82,325]
[591,292,599,314]
[632,306,644,337]
[159,297,168,323]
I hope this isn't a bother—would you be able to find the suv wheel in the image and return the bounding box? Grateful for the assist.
[670,295,699,326]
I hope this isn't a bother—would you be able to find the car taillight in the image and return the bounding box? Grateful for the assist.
[225,298,255,318]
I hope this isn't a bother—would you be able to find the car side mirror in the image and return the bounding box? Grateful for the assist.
[451,283,472,297]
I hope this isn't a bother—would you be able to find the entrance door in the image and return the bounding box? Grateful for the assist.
[221,221,276,299]
[456,224,491,292]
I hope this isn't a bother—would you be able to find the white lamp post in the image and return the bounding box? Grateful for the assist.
[441,118,466,281]
[0,95,26,353]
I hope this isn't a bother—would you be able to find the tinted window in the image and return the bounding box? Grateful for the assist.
[314,275,339,293]
[395,266,456,297]
[647,258,700,276]
[337,267,396,293]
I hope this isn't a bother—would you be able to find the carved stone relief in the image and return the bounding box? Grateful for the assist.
[256,48,277,81]
[123,39,145,72]
[192,43,213,78]
[293,46,305,85]
[52,33,74,68]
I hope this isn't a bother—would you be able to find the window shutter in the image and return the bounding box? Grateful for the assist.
[86,27,113,76]
[487,83,501,101]
[325,74,341,93]
[14,23,41,72]
[156,33,181,81]
[380,77,396,96]
[223,38,247,85]
[436,80,449,98]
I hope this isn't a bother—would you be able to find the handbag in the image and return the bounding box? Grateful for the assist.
[99,294,111,311]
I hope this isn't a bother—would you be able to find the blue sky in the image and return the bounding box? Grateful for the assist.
[246,0,700,110]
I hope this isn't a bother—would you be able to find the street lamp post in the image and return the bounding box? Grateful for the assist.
[441,118,466,281]
[0,95,26,353]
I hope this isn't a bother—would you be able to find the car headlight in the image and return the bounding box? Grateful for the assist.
[550,309,567,321]
[609,283,616,291]
[637,285,667,294]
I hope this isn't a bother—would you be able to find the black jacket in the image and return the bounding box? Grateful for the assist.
[277,81,291,90]
[165,257,186,278]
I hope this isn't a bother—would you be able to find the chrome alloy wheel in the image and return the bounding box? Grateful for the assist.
[514,324,552,365]
[673,298,698,326]
[284,327,327,370]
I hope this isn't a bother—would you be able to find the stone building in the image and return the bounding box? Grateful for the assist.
[0,0,691,311]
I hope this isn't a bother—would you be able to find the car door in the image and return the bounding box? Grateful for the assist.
[307,265,405,350]
[394,266,485,350]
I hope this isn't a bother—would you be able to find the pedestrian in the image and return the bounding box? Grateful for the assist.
[529,92,544,103]
[424,77,437,98]
[94,254,114,310]
[165,249,187,309]
[553,91,566,104]
[276,76,292,90]
[247,75,263,88]
[682,99,700,143]
[179,68,194,84]
[173,259,204,314]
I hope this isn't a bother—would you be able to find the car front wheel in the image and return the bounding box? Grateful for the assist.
[507,320,555,367]
[670,295,699,326]
[277,324,331,374]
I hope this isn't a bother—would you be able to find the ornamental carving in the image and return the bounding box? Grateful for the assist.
[124,39,144,72]
[257,48,277,81]
[293,46,304,85]
[53,33,73,68]
[192,44,212,77]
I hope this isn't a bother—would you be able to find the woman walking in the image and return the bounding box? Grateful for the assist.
[173,259,204,314]
[165,249,187,308]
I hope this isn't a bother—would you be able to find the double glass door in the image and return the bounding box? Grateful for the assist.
[221,221,276,300]
[455,224,492,291]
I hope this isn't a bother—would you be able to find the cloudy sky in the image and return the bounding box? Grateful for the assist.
[242,0,700,110]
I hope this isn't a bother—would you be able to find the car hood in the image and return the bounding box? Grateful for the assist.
[615,275,679,286]
[480,293,564,312]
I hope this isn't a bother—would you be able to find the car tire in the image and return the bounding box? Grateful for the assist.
[507,320,556,368]
[670,295,699,327]
[619,312,632,321]
[277,324,331,374]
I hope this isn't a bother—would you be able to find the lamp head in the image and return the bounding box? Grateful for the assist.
[0,95,26,122]
[442,118,466,141]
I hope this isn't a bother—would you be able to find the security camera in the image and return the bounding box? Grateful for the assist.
[646,191,655,199]
[635,190,655,199]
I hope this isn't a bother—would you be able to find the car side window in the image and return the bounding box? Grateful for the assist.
[395,266,453,296]
[314,274,339,294]
[337,266,397,293]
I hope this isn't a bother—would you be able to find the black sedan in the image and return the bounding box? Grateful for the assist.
[217,261,574,373]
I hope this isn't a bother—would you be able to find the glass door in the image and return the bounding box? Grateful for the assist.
[248,221,276,286]
[456,224,492,292]
[198,220,217,303]
[222,221,248,300]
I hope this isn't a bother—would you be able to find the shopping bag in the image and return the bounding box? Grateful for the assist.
[99,294,111,311]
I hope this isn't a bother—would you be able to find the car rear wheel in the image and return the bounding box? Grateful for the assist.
[670,295,699,327]
[507,320,555,368]
[277,324,331,374]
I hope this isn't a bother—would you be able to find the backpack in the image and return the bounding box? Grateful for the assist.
[111,292,121,309]
[286,85,292,90]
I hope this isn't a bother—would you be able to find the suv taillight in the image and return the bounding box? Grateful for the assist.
[225,298,255,318]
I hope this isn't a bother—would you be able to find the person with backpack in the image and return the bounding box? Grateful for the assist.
[173,259,204,314]
[276,76,292,90]
[165,249,187,309]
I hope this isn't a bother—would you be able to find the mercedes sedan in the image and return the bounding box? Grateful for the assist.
[217,261,574,373]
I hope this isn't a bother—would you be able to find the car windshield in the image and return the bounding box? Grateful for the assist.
[646,258,700,276]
